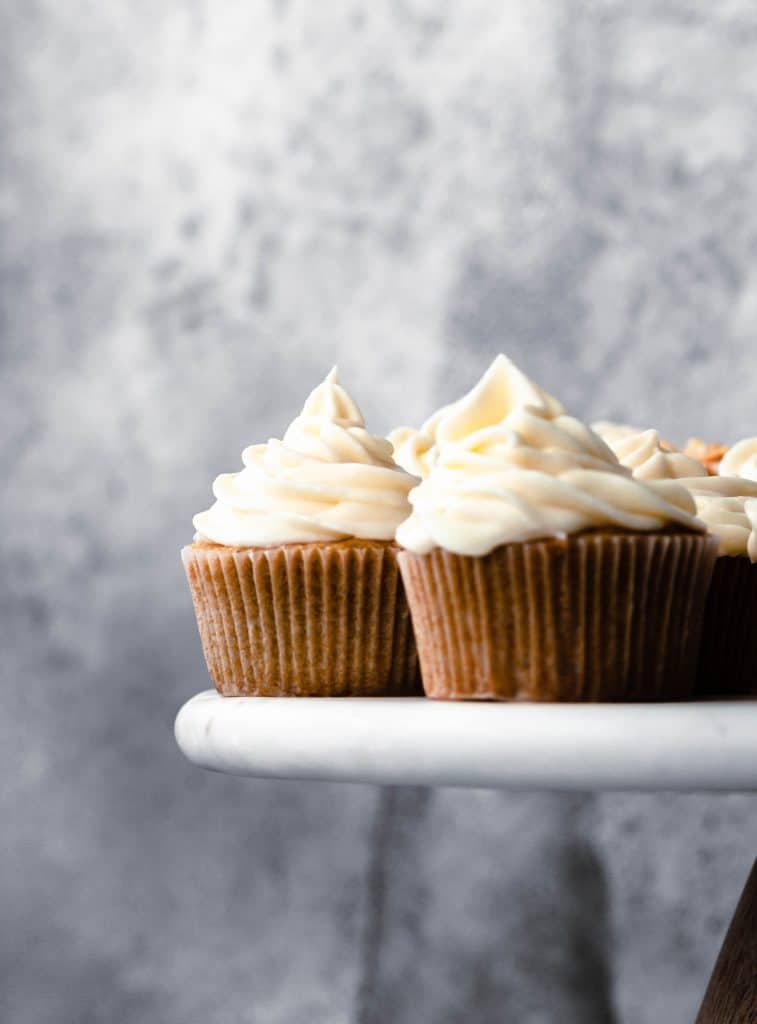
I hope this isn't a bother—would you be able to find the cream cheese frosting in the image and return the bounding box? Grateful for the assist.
[590,420,647,445]
[387,426,438,479]
[677,476,757,561]
[719,437,757,482]
[193,368,417,546]
[592,425,757,560]
[593,426,708,481]
[389,353,564,478]
[395,356,702,557]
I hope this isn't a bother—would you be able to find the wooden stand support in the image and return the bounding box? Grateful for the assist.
[696,858,757,1024]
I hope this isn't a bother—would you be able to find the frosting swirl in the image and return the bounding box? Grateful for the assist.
[387,426,438,479]
[678,476,757,561]
[194,368,417,546]
[590,420,646,445]
[719,437,757,482]
[593,426,707,481]
[592,426,757,559]
[389,353,564,478]
[396,357,702,557]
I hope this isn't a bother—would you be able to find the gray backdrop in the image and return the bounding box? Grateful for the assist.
[2,2,756,1022]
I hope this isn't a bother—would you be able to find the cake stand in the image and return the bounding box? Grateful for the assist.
[175,692,757,1021]
[175,692,756,792]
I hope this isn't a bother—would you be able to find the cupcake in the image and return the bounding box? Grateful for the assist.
[395,356,719,702]
[184,368,421,697]
[596,426,757,695]
[682,478,757,695]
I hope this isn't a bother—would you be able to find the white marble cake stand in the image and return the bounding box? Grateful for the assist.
[175,690,757,1020]
[175,691,757,792]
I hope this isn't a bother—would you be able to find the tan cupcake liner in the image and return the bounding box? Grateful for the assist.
[398,532,719,702]
[182,540,421,697]
[696,556,757,696]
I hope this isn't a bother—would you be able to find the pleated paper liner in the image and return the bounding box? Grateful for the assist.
[696,556,757,696]
[398,531,719,702]
[182,540,421,696]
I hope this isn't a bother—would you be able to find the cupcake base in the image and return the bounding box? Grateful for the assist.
[398,531,718,702]
[183,540,421,697]
[695,556,757,696]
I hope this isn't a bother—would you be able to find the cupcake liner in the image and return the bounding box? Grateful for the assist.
[182,541,421,697]
[696,556,757,696]
[398,532,718,702]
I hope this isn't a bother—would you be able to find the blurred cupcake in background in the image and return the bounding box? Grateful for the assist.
[595,425,757,695]
[184,368,421,697]
[673,476,757,697]
[396,356,718,703]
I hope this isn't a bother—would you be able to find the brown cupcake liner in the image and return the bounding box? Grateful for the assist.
[182,540,421,697]
[695,556,757,696]
[398,532,719,702]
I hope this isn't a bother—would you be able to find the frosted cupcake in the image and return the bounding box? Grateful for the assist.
[683,478,757,695]
[184,368,421,697]
[597,426,757,695]
[396,356,718,702]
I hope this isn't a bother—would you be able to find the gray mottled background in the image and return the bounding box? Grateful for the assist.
[2,2,756,1022]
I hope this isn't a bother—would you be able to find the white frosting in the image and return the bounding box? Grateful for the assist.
[194,368,417,546]
[719,437,757,482]
[595,427,708,482]
[388,426,438,478]
[679,476,757,561]
[748,500,757,562]
[388,353,564,478]
[396,356,702,557]
[594,426,757,559]
[590,420,647,445]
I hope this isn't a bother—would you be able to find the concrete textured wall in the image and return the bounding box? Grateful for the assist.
[2,2,756,1022]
